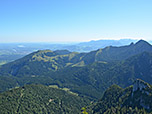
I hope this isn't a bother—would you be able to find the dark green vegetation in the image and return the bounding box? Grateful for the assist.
[0,84,90,114]
[89,79,152,114]
[0,40,152,99]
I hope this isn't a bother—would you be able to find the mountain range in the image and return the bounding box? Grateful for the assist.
[0,40,152,99]
[0,39,138,65]
[0,39,152,113]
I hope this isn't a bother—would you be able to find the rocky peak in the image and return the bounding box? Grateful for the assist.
[133,79,150,92]
[132,79,151,110]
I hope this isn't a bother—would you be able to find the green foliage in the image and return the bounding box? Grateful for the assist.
[81,107,88,114]
[0,84,90,114]
[89,81,152,114]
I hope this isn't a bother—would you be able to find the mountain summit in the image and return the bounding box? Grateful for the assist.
[135,39,151,46]
[93,39,152,62]
[133,79,150,92]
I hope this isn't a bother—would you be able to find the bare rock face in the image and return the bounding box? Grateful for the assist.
[131,79,151,110]
[133,79,150,92]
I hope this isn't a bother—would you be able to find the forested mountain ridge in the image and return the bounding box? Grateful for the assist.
[92,39,152,62]
[89,79,152,114]
[0,40,152,99]
[0,84,90,114]
[50,51,152,98]
[0,50,83,76]
[0,40,152,77]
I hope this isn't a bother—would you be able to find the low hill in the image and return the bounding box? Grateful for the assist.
[0,50,83,77]
[0,84,90,114]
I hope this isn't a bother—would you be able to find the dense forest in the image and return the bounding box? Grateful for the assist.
[88,79,152,114]
[0,84,90,114]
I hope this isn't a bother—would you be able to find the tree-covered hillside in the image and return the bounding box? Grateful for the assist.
[89,79,152,114]
[0,84,90,114]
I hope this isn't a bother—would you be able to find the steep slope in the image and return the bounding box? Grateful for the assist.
[93,40,152,62]
[0,84,90,114]
[89,79,152,114]
[54,52,152,98]
[50,61,116,99]
[74,40,152,63]
[101,51,152,87]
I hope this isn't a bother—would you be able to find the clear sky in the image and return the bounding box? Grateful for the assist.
[0,0,152,42]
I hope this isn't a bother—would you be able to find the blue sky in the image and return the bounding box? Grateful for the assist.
[0,0,152,42]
